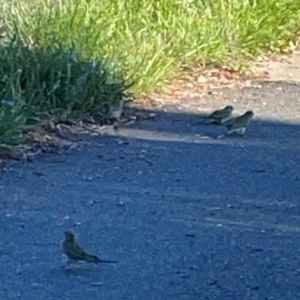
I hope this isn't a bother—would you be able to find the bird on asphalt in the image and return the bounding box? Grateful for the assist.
[224,110,254,136]
[62,230,118,264]
[203,105,234,125]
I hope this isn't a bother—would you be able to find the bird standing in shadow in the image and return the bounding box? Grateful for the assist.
[203,105,234,125]
[62,230,118,264]
[222,110,254,137]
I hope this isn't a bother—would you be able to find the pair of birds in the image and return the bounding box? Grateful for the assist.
[62,230,118,264]
[202,105,254,136]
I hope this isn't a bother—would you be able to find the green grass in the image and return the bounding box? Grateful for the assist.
[0,0,299,148]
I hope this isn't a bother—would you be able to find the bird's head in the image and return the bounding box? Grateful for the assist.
[244,110,254,118]
[64,230,75,243]
[225,105,234,112]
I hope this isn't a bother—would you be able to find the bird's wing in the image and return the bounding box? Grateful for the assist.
[235,116,251,127]
[228,115,249,128]
[70,243,89,259]
[226,122,240,131]
[230,122,245,130]
[208,109,223,119]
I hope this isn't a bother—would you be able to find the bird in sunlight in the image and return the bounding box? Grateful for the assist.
[62,230,118,264]
[203,105,234,125]
[223,110,254,136]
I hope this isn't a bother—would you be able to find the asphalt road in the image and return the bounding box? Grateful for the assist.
[0,82,300,300]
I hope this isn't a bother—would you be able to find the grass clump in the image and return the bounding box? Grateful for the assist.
[4,0,298,93]
[0,0,299,149]
[0,31,131,148]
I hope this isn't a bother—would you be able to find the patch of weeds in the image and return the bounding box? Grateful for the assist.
[0,28,132,155]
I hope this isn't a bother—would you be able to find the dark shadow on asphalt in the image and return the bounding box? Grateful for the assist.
[122,106,300,142]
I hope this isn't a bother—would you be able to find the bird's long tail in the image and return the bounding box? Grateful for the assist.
[203,118,216,124]
[87,254,118,263]
[98,259,119,263]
